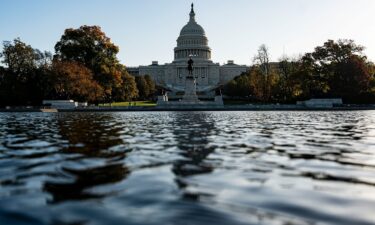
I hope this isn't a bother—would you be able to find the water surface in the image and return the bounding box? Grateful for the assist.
[0,111,375,225]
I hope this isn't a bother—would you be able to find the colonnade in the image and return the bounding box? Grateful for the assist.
[175,49,211,59]
[177,67,208,79]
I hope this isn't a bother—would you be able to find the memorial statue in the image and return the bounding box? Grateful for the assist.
[187,57,194,76]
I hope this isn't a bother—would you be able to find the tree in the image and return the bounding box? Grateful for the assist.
[0,39,51,106]
[312,39,364,65]
[248,66,266,101]
[223,67,281,102]
[49,61,104,102]
[223,79,239,97]
[223,73,252,98]
[222,40,375,104]
[278,57,291,101]
[277,56,302,102]
[254,44,270,76]
[235,74,252,97]
[332,55,371,100]
[369,62,375,77]
[1,38,36,75]
[253,44,273,101]
[0,66,5,105]
[144,75,156,98]
[113,68,138,102]
[54,25,122,99]
[299,39,372,102]
[135,76,150,100]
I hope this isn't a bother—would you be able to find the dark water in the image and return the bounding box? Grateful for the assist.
[0,111,375,225]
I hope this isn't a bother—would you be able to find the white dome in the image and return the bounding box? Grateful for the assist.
[179,3,206,36]
[180,22,205,36]
[174,4,211,62]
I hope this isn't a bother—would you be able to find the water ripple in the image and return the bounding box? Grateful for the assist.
[0,111,375,225]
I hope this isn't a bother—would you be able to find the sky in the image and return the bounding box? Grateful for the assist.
[0,0,374,67]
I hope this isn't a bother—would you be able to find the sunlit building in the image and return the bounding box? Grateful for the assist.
[127,4,248,99]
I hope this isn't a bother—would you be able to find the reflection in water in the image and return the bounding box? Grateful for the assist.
[0,111,375,225]
[44,164,128,203]
[171,113,216,177]
[44,113,130,203]
[170,113,218,206]
[57,113,126,158]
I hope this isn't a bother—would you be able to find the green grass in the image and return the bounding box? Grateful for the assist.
[100,101,157,107]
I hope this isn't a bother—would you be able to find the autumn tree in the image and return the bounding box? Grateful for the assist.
[248,67,266,101]
[49,61,104,102]
[54,25,122,99]
[112,67,138,102]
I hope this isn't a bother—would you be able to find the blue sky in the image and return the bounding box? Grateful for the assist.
[0,0,374,66]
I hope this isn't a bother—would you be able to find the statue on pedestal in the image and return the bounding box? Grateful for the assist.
[182,56,198,102]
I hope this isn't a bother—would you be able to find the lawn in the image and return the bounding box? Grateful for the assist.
[100,101,157,107]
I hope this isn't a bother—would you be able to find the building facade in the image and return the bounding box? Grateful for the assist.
[127,4,248,99]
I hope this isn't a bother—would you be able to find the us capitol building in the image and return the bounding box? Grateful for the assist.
[127,4,248,99]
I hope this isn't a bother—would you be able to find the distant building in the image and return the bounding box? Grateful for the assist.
[128,4,248,99]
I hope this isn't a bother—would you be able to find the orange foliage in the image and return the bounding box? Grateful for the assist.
[51,61,104,102]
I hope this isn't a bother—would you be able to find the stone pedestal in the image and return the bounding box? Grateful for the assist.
[156,75,224,109]
[182,76,199,102]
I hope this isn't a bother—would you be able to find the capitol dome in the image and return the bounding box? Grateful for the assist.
[179,14,205,36]
[174,4,211,62]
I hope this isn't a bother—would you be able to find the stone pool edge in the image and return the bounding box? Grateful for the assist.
[2,105,375,112]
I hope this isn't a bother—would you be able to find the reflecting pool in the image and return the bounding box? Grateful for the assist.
[0,111,375,225]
